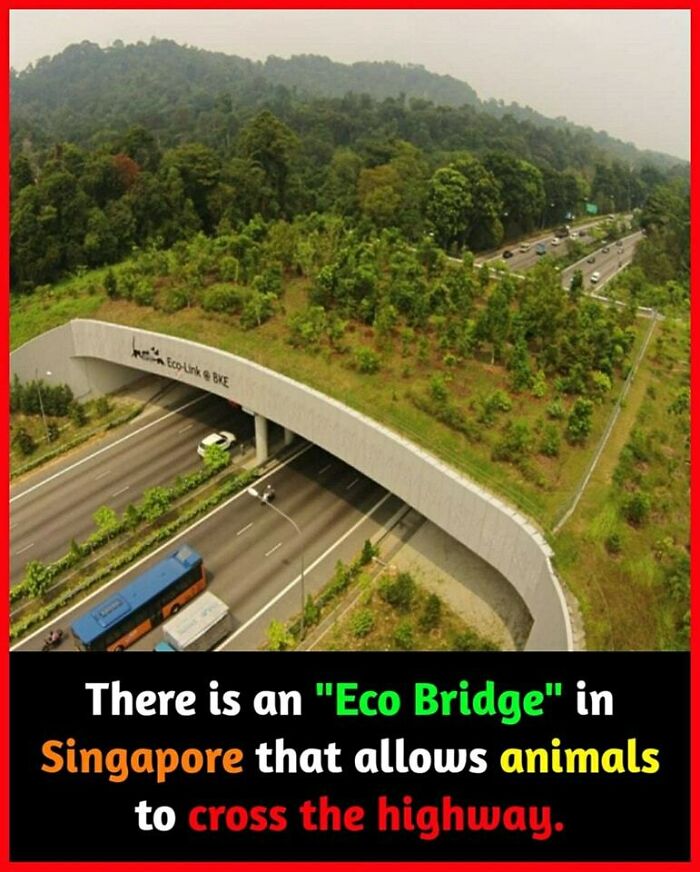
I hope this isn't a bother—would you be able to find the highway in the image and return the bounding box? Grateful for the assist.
[476,218,614,271]
[561,230,645,292]
[12,444,402,652]
[10,386,253,586]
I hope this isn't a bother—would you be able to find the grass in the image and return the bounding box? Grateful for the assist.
[322,569,499,652]
[10,259,688,650]
[10,395,140,477]
[552,319,689,649]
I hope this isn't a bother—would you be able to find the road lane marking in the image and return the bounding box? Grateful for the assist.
[178,424,194,433]
[216,490,393,650]
[346,477,359,490]
[111,486,130,497]
[15,543,34,555]
[318,464,331,475]
[11,442,313,648]
[95,470,111,480]
[236,523,253,536]
[10,394,208,503]
[265,542,283,557]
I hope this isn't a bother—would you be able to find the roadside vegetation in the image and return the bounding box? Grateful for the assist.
[554,319,689,649]
[10,375,141,477]
[265,541,498,652]
[10,445,256,641]
[9,53,688,650]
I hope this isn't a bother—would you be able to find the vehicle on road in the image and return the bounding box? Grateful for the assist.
[590,271,601,284]
[602,246,610,254]
[502,249,514,259]
[70,544,206,651]
[587,255,596,264]
[162,591,234,652]
[550,237,560,246]
[570,231,579,239]
[519,243,530,252]
[554,226,570,238]
[197,431,236,457]
[261,485,276,503]
[42,628,64,651]
[154,641,177,651]
[536,243,547,256]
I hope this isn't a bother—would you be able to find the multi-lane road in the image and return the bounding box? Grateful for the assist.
[561,230,645,292]
[13,444,403,651]
[10,213,643,652]
[10,387,253,586]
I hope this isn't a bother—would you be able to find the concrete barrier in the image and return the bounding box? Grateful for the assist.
[11,319,575,650]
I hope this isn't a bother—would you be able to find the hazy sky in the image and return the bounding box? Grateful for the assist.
[10,9,690,159]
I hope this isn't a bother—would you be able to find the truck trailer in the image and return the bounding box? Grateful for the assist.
[161,591,234,651]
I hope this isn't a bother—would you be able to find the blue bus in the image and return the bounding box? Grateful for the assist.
[70,545,206,651]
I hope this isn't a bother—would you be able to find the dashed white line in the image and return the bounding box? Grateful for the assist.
[11,442,313,651]
[95,470,111,480]
[10,393,208,503]
[216,490,393,650]
[15,543,34,555]
[178,424,194,434]
[236,522,253,537]
[318,464,331,475]
[111,486,130,497]
[265,542,283,557]
[346,477,359,490]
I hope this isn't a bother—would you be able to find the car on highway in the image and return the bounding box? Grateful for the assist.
[570,231,578,239]
[197,431,236,457]
[536,243,547,256]
[550,237,560,246]
[587,255,596,264]
[502,249,514,259]
[519,242,530,252]
[602,246,610,254]
[590,271,601,284]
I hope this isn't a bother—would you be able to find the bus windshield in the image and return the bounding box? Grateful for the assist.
[70,545,206,651]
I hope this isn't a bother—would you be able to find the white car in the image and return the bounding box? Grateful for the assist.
[519,243,530,252]
[590,271,601,284]
[197,431,236,457]
[550,237,560,246]
[570,231,579,239]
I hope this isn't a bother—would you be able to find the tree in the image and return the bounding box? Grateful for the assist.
[426,167,471,251]
[566,398,594,444]
[25,561,51,598]
[475,286,511,363]
[569,269,584,304]
[202,442,230,471]
[13,427,36,456]
[93,505,119,534]
[238,111,300,217]
[508,335,534,391]
[139,486,174,522]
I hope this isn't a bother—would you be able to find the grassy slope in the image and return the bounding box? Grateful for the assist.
[10,269,688,649]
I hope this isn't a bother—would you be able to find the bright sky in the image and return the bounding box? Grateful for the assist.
[9,9,690,160]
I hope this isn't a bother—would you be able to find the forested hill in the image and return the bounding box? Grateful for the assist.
[11,39,681,170]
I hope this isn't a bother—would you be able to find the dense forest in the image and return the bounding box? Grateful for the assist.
[10,39,688,291]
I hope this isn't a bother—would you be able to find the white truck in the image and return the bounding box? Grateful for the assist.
[162,591,234,652]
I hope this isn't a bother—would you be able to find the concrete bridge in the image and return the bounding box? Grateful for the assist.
[11,319,576,651]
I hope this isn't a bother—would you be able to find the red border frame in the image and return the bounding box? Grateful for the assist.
[2,4,695,870]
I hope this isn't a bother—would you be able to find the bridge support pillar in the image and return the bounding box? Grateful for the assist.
[254,414,269,464]
[283,427,295,447]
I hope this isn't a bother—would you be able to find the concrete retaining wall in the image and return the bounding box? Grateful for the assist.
[11,319,574,650]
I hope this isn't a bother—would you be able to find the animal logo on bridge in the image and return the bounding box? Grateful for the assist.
[132,337,165,365]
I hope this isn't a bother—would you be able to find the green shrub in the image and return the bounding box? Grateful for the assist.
[378,571,416,611]
[351,609,375,638]
[201,283,244,314]
[605,533,622,555]
[419,594,442,631]
[354,346,381,374]
[621,491,652,526]
[392,620,414,650]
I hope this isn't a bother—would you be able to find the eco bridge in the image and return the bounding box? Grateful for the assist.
[11,319,575,651]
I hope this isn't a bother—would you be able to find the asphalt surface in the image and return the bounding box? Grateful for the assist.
[10,386,254,585]
[476,217,617,271]
[14,444,401,652]
[561,230,645,292]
